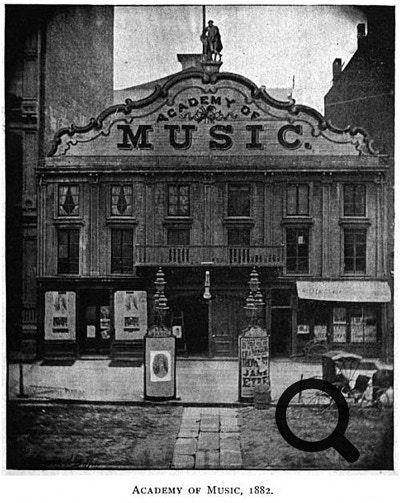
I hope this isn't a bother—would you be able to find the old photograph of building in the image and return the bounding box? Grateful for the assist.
[4,3,394,479]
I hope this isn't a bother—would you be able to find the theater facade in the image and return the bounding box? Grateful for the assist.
[38,60,391,360]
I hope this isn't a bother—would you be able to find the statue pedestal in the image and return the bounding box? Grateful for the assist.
[201,60,223,74]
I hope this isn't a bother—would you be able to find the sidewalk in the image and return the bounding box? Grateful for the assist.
[7,358,384,404]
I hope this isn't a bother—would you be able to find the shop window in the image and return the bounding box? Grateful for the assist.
[286,228,309,273]
[227,228,251,246]
[344,184,365,216]
[111,229,133,274]
[332,307,347,343]
[344,229,366,273]
[168,185,190,216]
[58,185,79,216]
[350,306,378,343]
[313,305,329,342]
[332,306,378,344]
[287,184,309,215]
[167,228,190,246]
[57,229,79,274]
[227,184,250,217]
[111,185,133,216]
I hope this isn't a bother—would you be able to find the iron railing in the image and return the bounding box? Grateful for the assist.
[135,245,284,266]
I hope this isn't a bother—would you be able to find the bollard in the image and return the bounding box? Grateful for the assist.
[17,363,28,398]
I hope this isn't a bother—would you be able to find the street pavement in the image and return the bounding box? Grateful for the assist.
[7,358,384,404]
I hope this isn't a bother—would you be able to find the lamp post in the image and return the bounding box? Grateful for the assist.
[203,270,213,357]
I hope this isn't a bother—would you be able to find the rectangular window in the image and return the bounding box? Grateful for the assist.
[344,229,366,273]
[227,228,251,246]
[350,306,378,343]
[227,184,251,217]
[57,229,79,274]
[286,228,309,273]
[168,185,190,216]
[58,185,79,216]
[111,229,133,274]
[344,184,365,216]
[167,228,190,246]
[287,184,309,215]
[111,185,133,216]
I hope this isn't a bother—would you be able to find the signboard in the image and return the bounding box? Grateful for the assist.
[50,78,375,159]
[114,291,147,340]
[144,337,176,400]
[44,291,76,340]
[239,328,270,401]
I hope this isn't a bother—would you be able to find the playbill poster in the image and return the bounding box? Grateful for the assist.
[3,3,395,503]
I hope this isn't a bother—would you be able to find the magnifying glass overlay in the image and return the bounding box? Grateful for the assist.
[275,378,360,463]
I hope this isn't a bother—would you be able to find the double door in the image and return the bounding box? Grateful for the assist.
[80,291,111,355]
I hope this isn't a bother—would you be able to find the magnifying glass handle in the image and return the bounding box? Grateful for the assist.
[333,436,360,463]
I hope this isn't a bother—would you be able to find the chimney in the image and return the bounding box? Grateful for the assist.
[332,58,342,81]
[357,23,367,49]
[177,54,203,71]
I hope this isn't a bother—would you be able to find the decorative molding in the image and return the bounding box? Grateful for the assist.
[48,70,379,157]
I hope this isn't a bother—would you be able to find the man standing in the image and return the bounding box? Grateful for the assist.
[201,20,223,61]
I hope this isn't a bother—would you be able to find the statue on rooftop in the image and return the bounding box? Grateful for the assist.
[201,20,223,62]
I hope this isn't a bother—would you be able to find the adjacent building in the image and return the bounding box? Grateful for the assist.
[324,6,394,361]
[38,53,391,360]
[5,5,114,358]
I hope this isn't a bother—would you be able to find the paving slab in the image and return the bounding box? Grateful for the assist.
[172,454,195,469]
[178,429,200,438]
[220,438,241,452]
[174,438,197,456]
[199,423,220,432]
[179,421,200,431]
[220,450,243,468]
[220,424,240,433]
[197,432,220,451]
[220,417,238,426]
[195,450,220,469]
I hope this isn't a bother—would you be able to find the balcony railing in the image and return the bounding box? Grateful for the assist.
[135,245,283,267]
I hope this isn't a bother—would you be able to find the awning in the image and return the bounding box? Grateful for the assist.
[296,281,391,303]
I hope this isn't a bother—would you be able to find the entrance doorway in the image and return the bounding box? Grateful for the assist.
[79,290,111,355]
[171,296,208,356]
[270,308,292,357]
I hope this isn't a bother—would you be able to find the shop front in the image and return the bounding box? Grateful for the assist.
[295,281,391,357]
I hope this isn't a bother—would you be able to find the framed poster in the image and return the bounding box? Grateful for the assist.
[114,290,147,340]
[44,291,76,340]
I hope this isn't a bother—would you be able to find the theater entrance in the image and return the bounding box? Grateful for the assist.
[170,296,209,357]
[79,290,111,355]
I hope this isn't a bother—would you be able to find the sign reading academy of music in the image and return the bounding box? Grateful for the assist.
[49,71,377,159]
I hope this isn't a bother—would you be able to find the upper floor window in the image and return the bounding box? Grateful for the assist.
[57,229,79,274]
[286,228,309,273]
[168,185,190,216]
[111,185,133,216]
[167,228,190,246]
[111,229,133,274]
[227,228,251,246]
[58,185,79,216]
[344,229,366,273]
[287,184,309,215]
[344,184,366,216]
[228,184,251,217]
